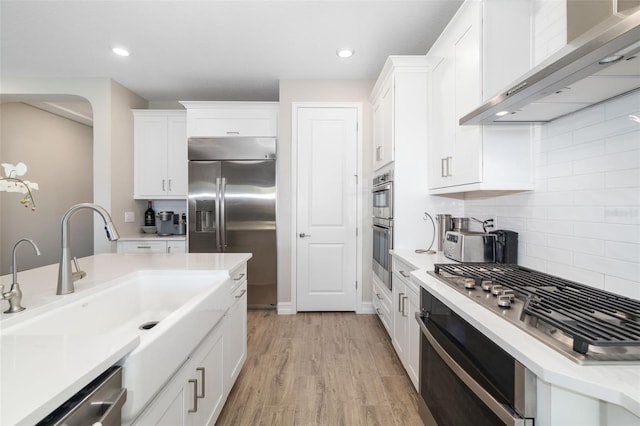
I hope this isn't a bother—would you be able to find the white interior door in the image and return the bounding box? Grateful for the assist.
[296,107,358,311]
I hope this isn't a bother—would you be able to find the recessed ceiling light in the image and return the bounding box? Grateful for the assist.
[496,110,510,117]
[337,48,355,59]
[112,47,131,57]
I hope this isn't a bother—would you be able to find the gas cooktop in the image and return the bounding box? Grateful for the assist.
[431,263,640,364]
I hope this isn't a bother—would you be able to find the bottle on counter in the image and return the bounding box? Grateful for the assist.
[144,201,156,226]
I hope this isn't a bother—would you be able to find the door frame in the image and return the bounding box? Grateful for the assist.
[290,102,364,314]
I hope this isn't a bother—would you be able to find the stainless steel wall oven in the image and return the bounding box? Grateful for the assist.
[372,171,393,290]
[416,287,536,426]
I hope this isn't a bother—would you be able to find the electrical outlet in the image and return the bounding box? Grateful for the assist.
[124,211,135,223]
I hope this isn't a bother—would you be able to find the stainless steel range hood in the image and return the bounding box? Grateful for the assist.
[460,6,640,125]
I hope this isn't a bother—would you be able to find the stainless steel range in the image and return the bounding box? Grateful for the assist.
[431,263,640,364]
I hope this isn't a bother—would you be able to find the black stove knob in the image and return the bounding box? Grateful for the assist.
[481,280,493,291]
[463,278,476,289]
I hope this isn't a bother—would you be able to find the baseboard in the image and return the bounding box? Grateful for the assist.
[277,302,294,315]
[358,301,374,314]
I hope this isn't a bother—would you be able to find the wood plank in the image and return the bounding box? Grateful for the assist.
[216,311,424,425]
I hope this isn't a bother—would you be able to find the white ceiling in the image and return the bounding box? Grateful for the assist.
[0,0,463,103]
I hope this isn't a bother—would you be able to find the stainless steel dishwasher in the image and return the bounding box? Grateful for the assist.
[36,366,126,426]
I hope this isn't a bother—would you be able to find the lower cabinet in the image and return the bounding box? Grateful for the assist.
[391,256,420,391]
[132,263,248,426]
[133,324,224,425]
[372,275,393,335]
[224,266,248,392]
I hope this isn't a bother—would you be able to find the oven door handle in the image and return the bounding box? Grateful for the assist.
[415,313,527,426]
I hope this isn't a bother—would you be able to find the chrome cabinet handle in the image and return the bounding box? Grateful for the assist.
[235,289,247,298]
[162,179,166,191]
[168,179,172,191]
[402,296,408,317]
[398,292,405,313]
[376,293,383,300]
[215,177,222,249]
[233,272,246,281]
[188,379,198,413]
[226,131,240,135]
[441,158,447,177]
[446,156,453,176]
[196,367,205,398]
[375,308,382,316]
[376,146,383,161]
[299,233,311,238]
[136,246,152,249]
[399,270,411,278]
[220,177,227,248]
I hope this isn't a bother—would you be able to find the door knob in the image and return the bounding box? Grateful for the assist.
[299,233,311,238]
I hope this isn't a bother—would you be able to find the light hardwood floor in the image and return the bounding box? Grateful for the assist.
[216,310,424,426]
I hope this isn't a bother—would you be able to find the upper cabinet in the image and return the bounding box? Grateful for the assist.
[370,56,429,173]
[427,0,534,194]
[133,110,187,199]
[180,102,278,138]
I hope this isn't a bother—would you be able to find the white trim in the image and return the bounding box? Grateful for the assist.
[277,302,294,315]
[291,102,364,314]
[358,302,375,314]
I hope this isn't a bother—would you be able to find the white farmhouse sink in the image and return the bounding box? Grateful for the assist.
[2,270,231,423]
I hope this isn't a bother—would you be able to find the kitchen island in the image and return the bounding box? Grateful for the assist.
[392,249,640,425]
[0,252,250,425]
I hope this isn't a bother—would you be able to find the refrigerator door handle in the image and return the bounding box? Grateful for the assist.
[221,177,227,249]
[215,177,222,250]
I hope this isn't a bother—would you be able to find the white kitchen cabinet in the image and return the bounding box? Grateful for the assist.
[370,56,428,173]
[132,323,224,426]
[391,255,420,391]
[223,264,247,393]
[133,110,187,199]
[371,76,394,171]
[427,0,533,194]
[372,274,393,336]
[181,101,278,137]
[117,239,186,254]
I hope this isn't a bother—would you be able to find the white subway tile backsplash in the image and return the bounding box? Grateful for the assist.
[546,234,604,256]
[604,207,640,225]
[605,169,640,189]
[460,93,639,299]
[605,276,640,299]
[605,241,640,263]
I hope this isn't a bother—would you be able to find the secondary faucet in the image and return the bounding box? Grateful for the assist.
[57,203,120,295]
[2,238,41,313]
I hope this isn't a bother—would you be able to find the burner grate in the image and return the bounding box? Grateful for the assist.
[434,263,640,354]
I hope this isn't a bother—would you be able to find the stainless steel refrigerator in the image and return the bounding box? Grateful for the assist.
[188,137,276,309]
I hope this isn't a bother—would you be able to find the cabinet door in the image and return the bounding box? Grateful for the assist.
[188,325,225,426]
[372,76,394,171]
[167,240,186,253]
[187,108,277,137]
[428,54,455,189]
[224,280,247,393]
[166,115,187,197]
[134,116,168,198]
[451,2,483,187]
[405,287,420,391]
[391,274,407,364]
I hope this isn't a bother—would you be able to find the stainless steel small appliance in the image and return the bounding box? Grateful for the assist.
[157,211,175,236]
[491,230,518,263]
[372,171,393,290]
[443,230,496,262]
[435,213,452,251]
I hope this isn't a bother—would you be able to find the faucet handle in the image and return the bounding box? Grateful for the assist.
[72,257,81,272]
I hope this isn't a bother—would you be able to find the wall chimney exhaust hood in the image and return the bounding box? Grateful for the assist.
[460,6,640,125]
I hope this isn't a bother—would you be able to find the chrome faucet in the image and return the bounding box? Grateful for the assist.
[57,203,120,295]
[2,238,41,313]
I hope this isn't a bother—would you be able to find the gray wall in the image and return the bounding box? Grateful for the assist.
[0,103,93,273]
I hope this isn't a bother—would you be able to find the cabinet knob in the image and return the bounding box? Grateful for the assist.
[299,232,311,238]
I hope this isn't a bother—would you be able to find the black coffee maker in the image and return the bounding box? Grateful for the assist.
[491,230,518,264]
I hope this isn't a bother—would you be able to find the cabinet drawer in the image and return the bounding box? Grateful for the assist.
[229,263,248,294]
[373,276,392,335]
[392,257,415,281]
[117,240,167,253]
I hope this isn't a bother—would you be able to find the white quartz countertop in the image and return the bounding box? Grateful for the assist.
[390,249,640,418]
[0,252,250,425]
